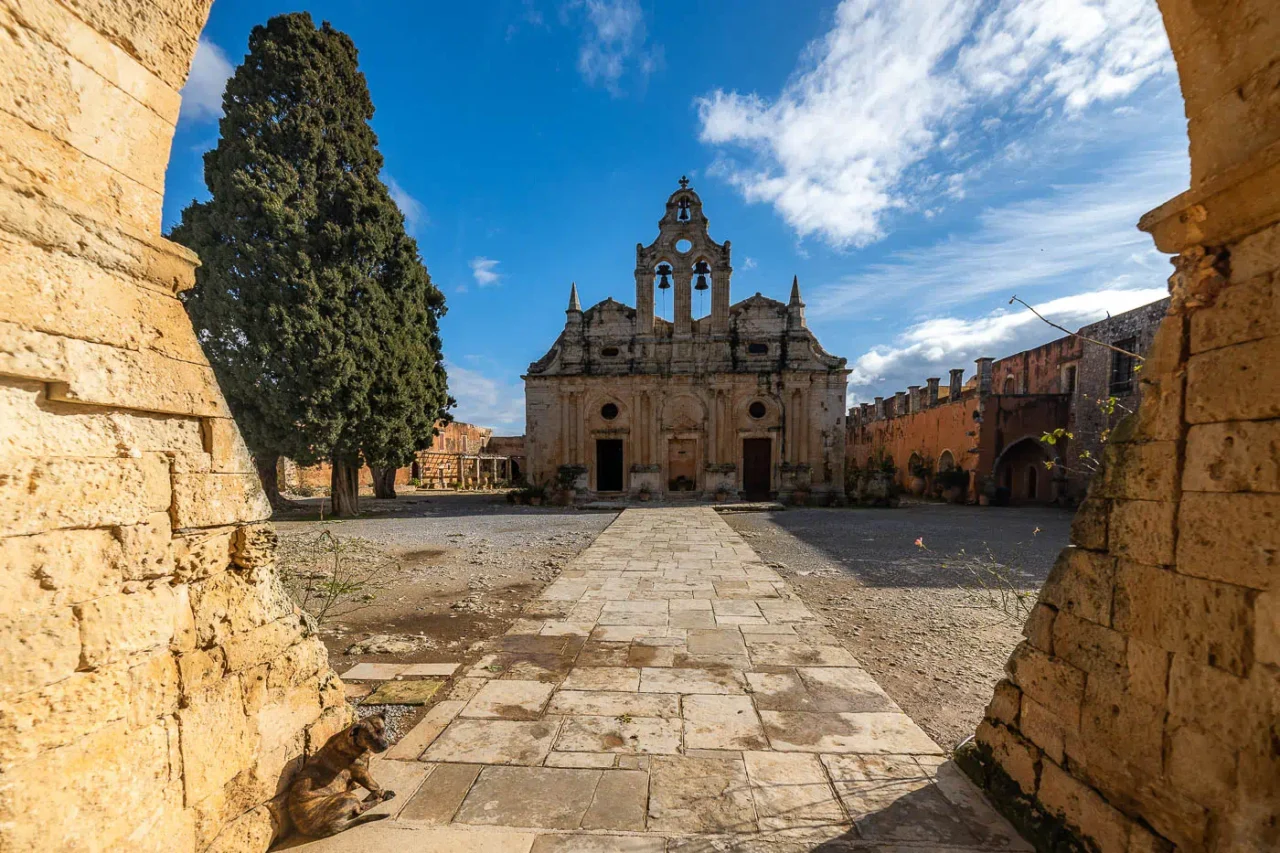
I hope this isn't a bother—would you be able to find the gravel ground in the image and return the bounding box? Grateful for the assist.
[273,492,617,671]
[723,503,1072,751]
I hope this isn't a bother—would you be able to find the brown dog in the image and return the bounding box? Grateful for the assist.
[287,714,397,838]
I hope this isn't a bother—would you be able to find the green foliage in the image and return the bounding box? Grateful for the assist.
[169,12,448,479]
[936,467,970,491]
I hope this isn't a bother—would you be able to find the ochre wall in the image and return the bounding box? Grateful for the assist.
[962,1,1280,850]
[0,3,345,850]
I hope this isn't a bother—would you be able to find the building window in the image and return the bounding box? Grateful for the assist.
[747,342,768,354]
[1109,338,1137,395]
[1003,375,1016,394]
[600,403,619,420]
[1064,365,1077,394]
[748,401,767,419]
[601,346,620,357]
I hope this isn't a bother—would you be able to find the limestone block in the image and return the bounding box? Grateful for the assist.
[254,678,324,756]
[974,720,1039,796]
[0,381,205,461]
[75,583,177,668]
[171,527,235,583]
[0,526,121,613]
[176,646,226,699]
[1186,53,1280,186]
[115,511,175,580]
[0,718,182,852]
[240,662,270,715]
[222,617,305,673]
[1179,491,1280,589]
[0,4,176,191]
[1108,500,1177,566]
[1167,654,1275,749]
[266,638,327,691]
[1020,602,1056,653]
[984,679,1021,728]
[0,604,80,700]
[1005,643,1085,724]
[1080,674,1165,775]
[1166,724,1237,812]
[1036,759,1131,853]
[128,648,179,728]
[1190,270,1278,354]
[1124,639,1170,707]
[0,454,170,536]
[170,582,197,652]
[52,335,230,417]
[0,110,161,233]
[1184,421,1280,495]
[178,676,256,806]
[1186,337,1280,423]
[233,523,278,570]
[1051,611,1126,680]
[203,803,278,853]
[189,570,294,650]
[1099,442,1179,502]
[57,0,209,89]
[1257,590,1279,666]
[203,417,257,474]
[171,472,271,530]
[1069,498,1109,551]
[0,233,205,360]
[1114,560,1253,676]
[1038,548,1115,626]
[0,660,131,769]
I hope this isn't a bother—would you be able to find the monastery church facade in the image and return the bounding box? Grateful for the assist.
[524,179,850,501]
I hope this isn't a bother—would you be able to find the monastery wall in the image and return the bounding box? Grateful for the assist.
[0,3,344,850]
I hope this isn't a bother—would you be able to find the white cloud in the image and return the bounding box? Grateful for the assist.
[567,0,662,95]
[696,0,1172,248]
[845,286,1166,403]
[810,147,1186,318]
[740,256,758,271]
[445,361,525,433]
[470,257,503,287]
[385,176,428,231]
[179,37,233,126]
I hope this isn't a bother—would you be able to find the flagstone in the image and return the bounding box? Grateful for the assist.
[560,666,640,692]
[454,766,601,829]
[341,662,408,680]
[581,769,650,831]
[461,680,555,720]
[545,751,617,769]
[639,666,745,695]
[402,662,461,677]
[530,837,665,853]
[682,694,767,750]
[748,642,859,668]
[555,714,682,755]
[546,690,681,718]
[685,629,748,656]
[648,756,756,834]
[743,751,845,830]
[400,763,482,824]
[423,719,561,766]
[364,678,444,706]
[387,700,467,760]
[761,711,941,754]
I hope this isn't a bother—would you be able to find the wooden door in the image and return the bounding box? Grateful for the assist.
[742,438,771,500]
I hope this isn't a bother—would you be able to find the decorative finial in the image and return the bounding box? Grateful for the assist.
[789,275,802,305]
[678,175,690,190]
[567,281,581,312]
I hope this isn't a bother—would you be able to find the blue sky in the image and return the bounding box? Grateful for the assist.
[166,0,1189,433]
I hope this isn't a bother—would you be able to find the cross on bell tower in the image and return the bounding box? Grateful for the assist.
[678,175,690,189]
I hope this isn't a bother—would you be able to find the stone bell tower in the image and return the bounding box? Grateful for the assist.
[634,176,733,336]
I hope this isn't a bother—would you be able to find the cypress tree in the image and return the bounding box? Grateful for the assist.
[171,12,448,515]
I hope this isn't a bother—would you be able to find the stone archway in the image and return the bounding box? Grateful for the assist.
[959,4,1280,852]
[2,1,1278,852]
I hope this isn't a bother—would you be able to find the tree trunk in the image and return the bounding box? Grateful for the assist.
[370,465,398,499]
[330,457,361,517]
[254,454,297,510]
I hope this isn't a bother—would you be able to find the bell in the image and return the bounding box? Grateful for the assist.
[656,263,672,290]
[693,260,710,290]
[695,274,708,291]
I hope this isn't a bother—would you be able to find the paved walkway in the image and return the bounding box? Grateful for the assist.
[295,508,1028,852]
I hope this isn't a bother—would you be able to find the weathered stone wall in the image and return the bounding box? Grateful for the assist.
[961,2,1280,850]
[0,2,345,850]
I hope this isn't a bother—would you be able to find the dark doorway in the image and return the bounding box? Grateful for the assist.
[742,438,771,501]
[596,440,624,492]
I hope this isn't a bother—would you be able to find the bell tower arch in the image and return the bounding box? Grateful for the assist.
[635,176,733,335]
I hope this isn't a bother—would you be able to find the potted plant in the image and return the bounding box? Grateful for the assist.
[637,484,652,502]
[714,487,729,502]
[937,467,970,503]
[907,456,933,497]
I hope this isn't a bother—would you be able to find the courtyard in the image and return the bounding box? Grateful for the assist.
[281,507,1036,851]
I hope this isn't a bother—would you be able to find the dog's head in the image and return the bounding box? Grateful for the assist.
[352,713,391,753]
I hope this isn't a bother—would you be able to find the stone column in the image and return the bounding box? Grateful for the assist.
[949,369,965,399]
[873,396,884,420]
[674,269,693,335]
[907,385,921,414]
[975,358,994,396]
[635,266,654,333]
[926,378,940,407]
[894,391,907,418]
[711,265,731,332]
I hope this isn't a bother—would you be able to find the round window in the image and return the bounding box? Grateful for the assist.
[748,401,767,419]
[675,238,693,254]
[601,346,620,357]
[601,403,619,420]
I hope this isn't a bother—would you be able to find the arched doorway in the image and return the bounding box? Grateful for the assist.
[992,438,1052,504]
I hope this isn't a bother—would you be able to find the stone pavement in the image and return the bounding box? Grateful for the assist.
[289,509,1029,852]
